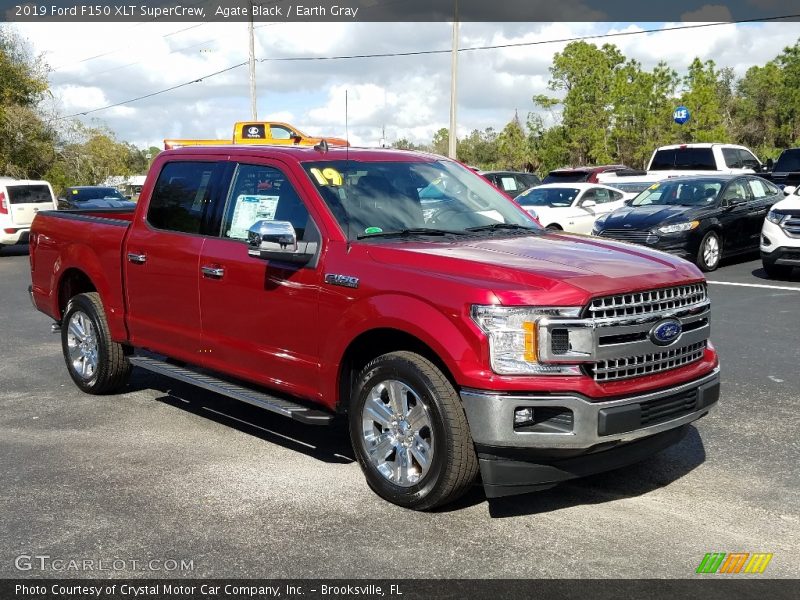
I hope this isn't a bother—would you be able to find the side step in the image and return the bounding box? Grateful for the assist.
[129,356,333,425]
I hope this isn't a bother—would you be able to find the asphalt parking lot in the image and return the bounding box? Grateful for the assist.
[1,243,798,579]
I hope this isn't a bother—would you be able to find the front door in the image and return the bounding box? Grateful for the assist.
[198,160,324,401]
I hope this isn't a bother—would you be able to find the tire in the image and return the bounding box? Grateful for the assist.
[61,292,131,394]
[545,224,562,232]
[762,260,793,279]
[696,231,721,272]
[349,351,478,510]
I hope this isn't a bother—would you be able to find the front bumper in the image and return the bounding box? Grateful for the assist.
[461,368,720,497]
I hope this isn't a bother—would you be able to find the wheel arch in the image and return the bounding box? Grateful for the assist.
[336,328,459,415]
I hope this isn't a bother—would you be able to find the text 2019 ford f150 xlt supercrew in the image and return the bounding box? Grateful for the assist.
[28,145,720,510]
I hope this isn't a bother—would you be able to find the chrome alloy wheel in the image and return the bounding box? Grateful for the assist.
[360,380,434,487]
[66,311,99,380]
[703,235,720,268]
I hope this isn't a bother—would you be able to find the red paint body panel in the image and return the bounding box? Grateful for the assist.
[30,146,719,411]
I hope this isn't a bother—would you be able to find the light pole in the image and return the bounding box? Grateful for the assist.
[248,1,258,120]
[448,0,458,159]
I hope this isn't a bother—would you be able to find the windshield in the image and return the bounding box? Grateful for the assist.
[542,170,589,184]
[774,149,800,173]
[69,187,126,201]
[302,159,539,239]
[631,180,723,207]
[516,186,579,207]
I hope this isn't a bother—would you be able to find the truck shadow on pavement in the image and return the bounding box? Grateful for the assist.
[479,426,707,518]
[130,371,356,465]
[127,370,706,515]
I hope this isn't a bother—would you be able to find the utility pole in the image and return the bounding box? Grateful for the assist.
[248,1,258,120]
[448,0,459,159]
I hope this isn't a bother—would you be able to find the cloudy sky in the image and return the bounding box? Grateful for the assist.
[12,16,800,149]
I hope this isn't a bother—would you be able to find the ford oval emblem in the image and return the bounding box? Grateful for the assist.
[650,319,682,346]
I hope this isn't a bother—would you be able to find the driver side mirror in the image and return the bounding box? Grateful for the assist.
[290,132,303,144]
[783,185,796,196]
[582,199,597,208]
[247,220,317,265]
[765,158,774,171]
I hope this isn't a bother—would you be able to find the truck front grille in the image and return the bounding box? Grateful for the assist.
[598,229,657,244]
[587,283,707,319]
[587,341,707,382]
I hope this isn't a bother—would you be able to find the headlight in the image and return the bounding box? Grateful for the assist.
[766,210,786,225]
[657,221,699,234]
[471,305,582,375]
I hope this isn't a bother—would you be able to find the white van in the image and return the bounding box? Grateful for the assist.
[0,178,58,250]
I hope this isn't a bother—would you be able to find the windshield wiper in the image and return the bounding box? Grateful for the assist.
[464,223,538,233]
[356,227,467,240]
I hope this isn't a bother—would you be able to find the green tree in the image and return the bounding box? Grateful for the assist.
[678,58,729,143]
[545,41,625,165]
[496,112,529,170]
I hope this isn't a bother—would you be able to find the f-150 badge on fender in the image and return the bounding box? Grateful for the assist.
[324,274,359,289]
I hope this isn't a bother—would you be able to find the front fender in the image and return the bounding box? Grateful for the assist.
[320,293,482,407]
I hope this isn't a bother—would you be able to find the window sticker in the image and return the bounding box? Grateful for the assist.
[310,167,343,186]
[649,183,660,190]
[228,194,280,239]
[501,177,518,191]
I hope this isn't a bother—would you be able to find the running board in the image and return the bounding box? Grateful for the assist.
[129,356,333,425]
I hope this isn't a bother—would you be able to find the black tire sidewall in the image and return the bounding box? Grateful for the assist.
[61,294,109,393]
[697,231,721,271]
[349,356,450,508]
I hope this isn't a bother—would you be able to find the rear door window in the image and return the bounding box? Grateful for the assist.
[6,185,53,204]
[722,148,742,168]
[147,162,220,234]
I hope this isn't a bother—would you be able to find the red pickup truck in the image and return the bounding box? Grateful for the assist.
[28,145,720,510]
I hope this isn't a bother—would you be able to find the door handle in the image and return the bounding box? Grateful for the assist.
[201,265,225,279]
[127,252,147,264]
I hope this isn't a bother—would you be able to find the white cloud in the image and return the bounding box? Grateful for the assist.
[11,21,800,149]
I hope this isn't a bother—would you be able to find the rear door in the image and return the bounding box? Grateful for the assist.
[124,159,228,362]
[4,183,55,227]
[198,159,324,400]
[718,179,753,253]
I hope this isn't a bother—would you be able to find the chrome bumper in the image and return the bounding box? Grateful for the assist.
[461,368,720,450]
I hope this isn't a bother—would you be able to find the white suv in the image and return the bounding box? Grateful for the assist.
[761,190,800,278]
[0,178,57,251]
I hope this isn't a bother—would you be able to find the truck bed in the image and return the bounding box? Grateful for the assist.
[30,208,134,340]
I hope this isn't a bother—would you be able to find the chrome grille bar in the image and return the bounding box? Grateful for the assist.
[587,283,707,319]
[588,341,707,382]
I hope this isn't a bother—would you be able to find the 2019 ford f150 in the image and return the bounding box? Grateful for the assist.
[28,145,720,510]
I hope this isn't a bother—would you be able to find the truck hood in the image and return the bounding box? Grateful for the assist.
[597,204,713,230]
[68,199,137,209]
[364,232,702,303]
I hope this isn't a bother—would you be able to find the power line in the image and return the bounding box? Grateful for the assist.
[259,14,800,62]
[60,15,799,120]
[60,61,248,119]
